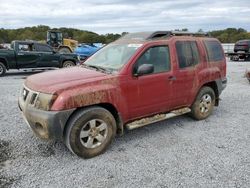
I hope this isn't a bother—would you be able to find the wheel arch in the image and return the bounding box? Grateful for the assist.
[63,103,124,139]
[197,81,219,106]
[0,58,9,70]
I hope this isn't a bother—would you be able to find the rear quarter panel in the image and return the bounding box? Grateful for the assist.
[192,38,227,101]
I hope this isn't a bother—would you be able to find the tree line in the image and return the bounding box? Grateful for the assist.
[0,25,249,44]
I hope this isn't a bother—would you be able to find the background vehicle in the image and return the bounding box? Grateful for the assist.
[19,31,227,158]
[234,39,250,53]
[0,40,79,76]
[46,30,78,53]
[74,43,102,61]
[226,39,250,61]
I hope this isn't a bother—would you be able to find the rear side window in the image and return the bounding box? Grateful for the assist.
[204,40,224,62]
[36,44,53,52]
[236,40,249,45]
[176,41,200,69]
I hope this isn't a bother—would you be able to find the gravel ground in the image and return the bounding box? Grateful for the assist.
[0,60,250,188]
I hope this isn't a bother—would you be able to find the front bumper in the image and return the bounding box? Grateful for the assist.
[18,86,75,140]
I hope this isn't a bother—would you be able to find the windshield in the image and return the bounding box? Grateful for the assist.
[84,43,142,71]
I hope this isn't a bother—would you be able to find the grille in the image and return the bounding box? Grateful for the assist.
[30,93,38,105]
[22,86,39,105]
[22,88,29,101]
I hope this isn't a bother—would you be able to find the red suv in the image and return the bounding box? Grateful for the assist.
[18,31,227,158]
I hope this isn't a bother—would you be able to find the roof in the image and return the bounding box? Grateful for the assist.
[117,31,210,42]
[12,40,40,44]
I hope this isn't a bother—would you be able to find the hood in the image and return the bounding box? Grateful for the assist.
[25,67,112,94]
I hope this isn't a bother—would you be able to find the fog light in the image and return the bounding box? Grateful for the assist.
[32,122,49,139]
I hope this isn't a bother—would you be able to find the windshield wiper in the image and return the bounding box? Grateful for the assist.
[83,64,112,74]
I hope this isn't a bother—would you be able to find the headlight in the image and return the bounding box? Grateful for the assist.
[34,93,57,111]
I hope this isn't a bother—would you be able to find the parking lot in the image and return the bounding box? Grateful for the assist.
[0,60,250,187]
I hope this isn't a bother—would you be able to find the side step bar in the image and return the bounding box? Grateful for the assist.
[126,107,191,130]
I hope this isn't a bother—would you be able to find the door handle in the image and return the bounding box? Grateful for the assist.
[18,53,24,55]
[168,76,176,81]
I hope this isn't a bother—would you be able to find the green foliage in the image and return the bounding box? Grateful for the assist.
[209,28,250,43]
[0,25,121,44]
[0,25,249,44]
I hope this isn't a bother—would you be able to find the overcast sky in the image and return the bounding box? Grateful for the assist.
[0,0,249,34]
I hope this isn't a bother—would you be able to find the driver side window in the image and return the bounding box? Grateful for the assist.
[134,46,170,75]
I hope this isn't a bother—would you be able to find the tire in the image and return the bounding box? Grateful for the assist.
[190,86,215,120]
[59,47,71,54]
[62,61,75,68]
[64,107,117,158]
[0,62,6,77]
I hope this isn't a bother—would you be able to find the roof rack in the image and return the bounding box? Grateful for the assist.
[119,31,210,41]
[169,31,210,37]
[148,31,210,39]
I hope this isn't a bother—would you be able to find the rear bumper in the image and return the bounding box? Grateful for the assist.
[18,94,75,141]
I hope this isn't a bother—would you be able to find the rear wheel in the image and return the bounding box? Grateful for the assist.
[0,62,6,77]
[190,87,215,120]
[62,61,75,68]
[65,107,116,158]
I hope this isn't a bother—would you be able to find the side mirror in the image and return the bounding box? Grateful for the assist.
[135,64,154,76]
[52,49,57,54]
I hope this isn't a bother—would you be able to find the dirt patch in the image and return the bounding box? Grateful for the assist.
[0,140,17,188]
[0,175,16,188]
[37,144,55,157]
[0,140,12,167]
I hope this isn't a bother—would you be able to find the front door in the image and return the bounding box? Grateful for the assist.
[35,44,60,67]
[126,45,174,119]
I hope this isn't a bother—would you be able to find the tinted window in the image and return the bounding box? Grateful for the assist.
[236,40,250,45]
[134,46,170,74]
[36,44,52,52]
[176,41,200,69]
[204,40,224,62]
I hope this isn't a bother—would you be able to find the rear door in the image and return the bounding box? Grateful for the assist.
[171,40,203,107]
[35,44,60,67]
[16,43,40,68]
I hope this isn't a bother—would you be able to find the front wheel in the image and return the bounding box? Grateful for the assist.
[190,87,215,120]
[64,107,116,158]
[0,62,6,77]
